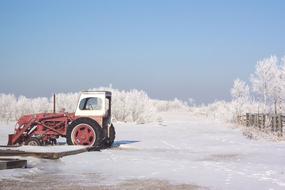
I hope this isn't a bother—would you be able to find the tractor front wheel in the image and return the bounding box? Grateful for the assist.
[25,137,42,146]
[66,118,103,147]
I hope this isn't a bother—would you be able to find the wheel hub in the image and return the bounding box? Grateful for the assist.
[71,124,96,146]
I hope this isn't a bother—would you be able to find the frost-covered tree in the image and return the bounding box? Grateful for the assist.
[0,94,17,121]
[231,79,250,100]
[231,78,250,117]
[278,57,285,113]
[152,98,189,112]
[250,56,278,113]
[110,89,158,123]
[270,68,284,114]
[54,92,79,113]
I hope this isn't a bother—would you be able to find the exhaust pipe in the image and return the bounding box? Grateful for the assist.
[53,94,56,113]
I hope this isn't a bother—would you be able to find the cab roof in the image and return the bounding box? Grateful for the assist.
[81,91,112,97]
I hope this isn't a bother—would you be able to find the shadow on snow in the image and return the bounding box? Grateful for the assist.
[112,140,140,148]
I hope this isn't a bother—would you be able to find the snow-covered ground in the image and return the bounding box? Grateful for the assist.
[1,112,285,190]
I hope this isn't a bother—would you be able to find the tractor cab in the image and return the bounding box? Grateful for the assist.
[75,91,112,119]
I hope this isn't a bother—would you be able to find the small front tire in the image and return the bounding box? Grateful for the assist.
[25,137,42,146]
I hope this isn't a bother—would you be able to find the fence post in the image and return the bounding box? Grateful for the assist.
[257,114,261,129]
[250,114,254,126]
[246,113,250,127]
[271,115,274,132]
[262,114,265,129]
[272,115,276,132]
[277,114,282,137]
[280,115,284,137]
[254,114,257,128]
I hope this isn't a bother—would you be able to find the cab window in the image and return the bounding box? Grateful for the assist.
[79,97,102,110]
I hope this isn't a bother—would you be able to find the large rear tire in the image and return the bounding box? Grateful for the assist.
[66,118,103,147]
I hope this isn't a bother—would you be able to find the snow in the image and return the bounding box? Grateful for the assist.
[1,112,285,189]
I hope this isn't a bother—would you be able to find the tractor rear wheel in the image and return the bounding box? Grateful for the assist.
[66,118,103,147]
[25,137,42,146]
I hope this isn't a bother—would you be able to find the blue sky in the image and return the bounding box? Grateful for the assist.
[0,0,285,103]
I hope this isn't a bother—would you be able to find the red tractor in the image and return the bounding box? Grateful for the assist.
[8,91,115,148]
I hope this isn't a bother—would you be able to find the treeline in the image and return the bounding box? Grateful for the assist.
[0,88,189,123]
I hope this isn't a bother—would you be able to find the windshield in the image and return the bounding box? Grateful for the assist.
[79,97,102,110]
